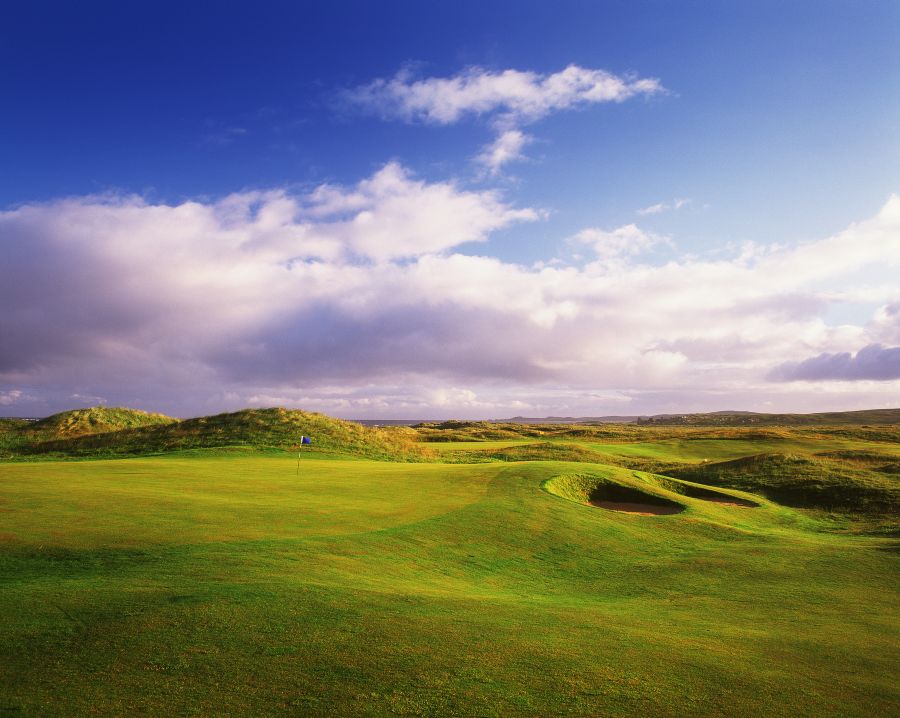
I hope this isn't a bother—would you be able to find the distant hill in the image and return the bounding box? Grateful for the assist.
[4,405,899,461]
[6,407,429,461]
[437,409,900,426]
[635,408,900,426]
[506,415,641,424]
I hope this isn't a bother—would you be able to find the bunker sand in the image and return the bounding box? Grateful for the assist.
[590,500,684,515]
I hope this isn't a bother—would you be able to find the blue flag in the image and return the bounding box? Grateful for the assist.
[301,436,312,445]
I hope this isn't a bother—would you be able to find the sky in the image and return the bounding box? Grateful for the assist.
[1,0,899,419]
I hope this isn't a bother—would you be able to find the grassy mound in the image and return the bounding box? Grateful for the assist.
[635,473,760,507]
[415,420,537,441]
[544,469,685,514]
[667,453,899,513]
[18,408,431,461]
[662,479,758,506]
[0,418,31,455]
[28,407,177,438]
[0,408,177,457]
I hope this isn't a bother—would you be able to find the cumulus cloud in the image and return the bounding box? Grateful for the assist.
[867,301,900,345]
[345,64,664,173]
[2,176,899,418]
[0,389,23,406]
[476,130,533,175]
[637,198,691,216]
[770,344,900,381]
[299,162,540,259]
[569,224,669,259]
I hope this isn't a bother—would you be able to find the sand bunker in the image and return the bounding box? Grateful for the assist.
[587,484,684,516]
[544,473,687,516]
[590,500,683,516]
[545,471,758,516]
[697,495,757,507]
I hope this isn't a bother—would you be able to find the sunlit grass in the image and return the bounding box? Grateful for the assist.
[1,440,898,716]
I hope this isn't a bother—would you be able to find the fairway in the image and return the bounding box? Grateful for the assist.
[2,446,898,717]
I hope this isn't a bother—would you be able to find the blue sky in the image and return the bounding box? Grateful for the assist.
[1,1,899,418]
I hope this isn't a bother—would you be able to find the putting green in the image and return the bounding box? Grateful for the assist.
[0,456,497,547]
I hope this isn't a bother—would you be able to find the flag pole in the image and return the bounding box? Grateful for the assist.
[296,435,310,475]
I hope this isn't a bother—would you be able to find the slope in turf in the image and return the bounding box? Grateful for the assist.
[1,452,897,717]
[542,466,759,514]
[1,409,898,716]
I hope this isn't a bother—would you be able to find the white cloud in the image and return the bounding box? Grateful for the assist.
[345,64,664,174]
[569,223,669,259]
[0,389,23,406]
[637,198,691,215]
[2,176,899,418]
[868,301,900,344]
[345,64,664,126]
[300,162,541,260]
[476,130,532,175]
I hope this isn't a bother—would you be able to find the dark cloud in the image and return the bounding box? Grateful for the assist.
[2,186,899,418]
[770,344,900,382]
[204,303,557,385]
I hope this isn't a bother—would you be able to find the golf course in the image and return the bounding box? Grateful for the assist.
[1,407,898,716]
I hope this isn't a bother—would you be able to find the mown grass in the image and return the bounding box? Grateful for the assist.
[1,414,898,716]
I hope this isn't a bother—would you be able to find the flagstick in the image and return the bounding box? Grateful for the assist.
[296,436,309,475]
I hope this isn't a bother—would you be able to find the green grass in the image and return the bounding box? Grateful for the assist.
[1,417,898,716]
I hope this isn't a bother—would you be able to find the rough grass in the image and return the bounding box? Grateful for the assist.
[0,408,176,456]
[6,408,430,462]
[442,441,614,464]
[416,418,900,445]
[28,406,177,437]
[636,407,900,426]
[666,453,899,514]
